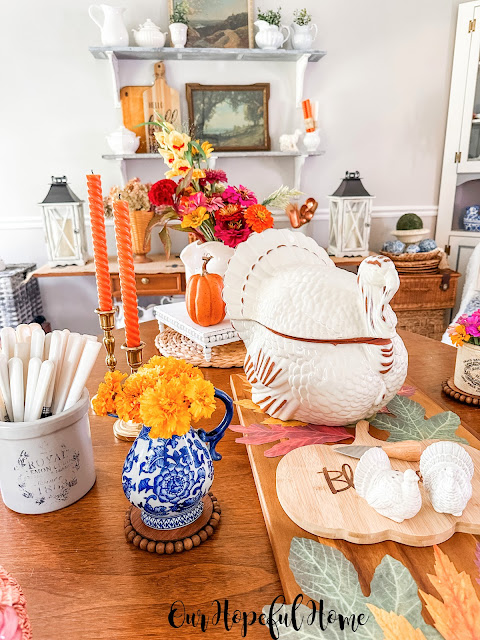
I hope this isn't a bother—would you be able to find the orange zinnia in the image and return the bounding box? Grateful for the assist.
[244,204,274,232]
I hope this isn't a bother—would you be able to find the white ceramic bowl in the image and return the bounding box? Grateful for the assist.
[391,228,430,244]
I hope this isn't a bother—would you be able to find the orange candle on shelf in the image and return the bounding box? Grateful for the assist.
[113,198,141,348]
[86,174,112,311]
[302,99,315,133]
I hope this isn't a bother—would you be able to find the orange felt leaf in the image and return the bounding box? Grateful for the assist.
[367,605,428,640]
[234,399,263,412]
[261,417,308,427]
[419,545,480,640]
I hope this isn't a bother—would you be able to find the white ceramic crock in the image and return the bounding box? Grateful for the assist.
[0,389,96,514]
[454,342,480,396]
[180,240,235,282]
[169,23,188,48]
[291,23,318,50]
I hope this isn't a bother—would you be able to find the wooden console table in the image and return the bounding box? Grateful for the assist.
[30,255,187,298]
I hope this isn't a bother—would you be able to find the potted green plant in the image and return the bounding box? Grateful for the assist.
[255,8,290,50]
[169,1,189,48]
[292,9,318,50]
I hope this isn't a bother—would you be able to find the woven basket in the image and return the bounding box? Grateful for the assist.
[155,326,246,367]
[380,249,442,274]
[0,264,43,330]
[129,210,153,263]
[0,565,32,639]
[395,309,447,341]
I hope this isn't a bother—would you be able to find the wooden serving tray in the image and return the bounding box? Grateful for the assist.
[276,421,480,546]
[230,373,480,600]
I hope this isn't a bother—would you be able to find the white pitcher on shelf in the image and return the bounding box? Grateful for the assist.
[292,22,318,50]
[254,20,290,50]
[88,5,129,46]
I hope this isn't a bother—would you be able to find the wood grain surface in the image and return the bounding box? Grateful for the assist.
[1,323,479,639]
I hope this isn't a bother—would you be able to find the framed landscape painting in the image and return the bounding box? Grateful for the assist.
[169,0,254,48]
[186,83,271,152]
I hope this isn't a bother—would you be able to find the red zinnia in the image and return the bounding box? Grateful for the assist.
[148,179,177,207]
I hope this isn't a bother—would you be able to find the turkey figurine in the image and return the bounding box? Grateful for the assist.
[223,229,408,425]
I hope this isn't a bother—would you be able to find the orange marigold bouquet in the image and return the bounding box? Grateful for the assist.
[145,114,301,255]
[92,356,216,439]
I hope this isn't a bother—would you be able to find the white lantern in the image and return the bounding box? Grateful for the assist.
[39,176,88,267]
[328,171,375,257]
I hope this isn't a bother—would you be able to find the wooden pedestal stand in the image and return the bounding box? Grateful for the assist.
[124,492,221,554]
[442,378,480,406]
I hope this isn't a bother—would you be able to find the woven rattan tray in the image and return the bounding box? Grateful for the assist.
[155,327,246,368]
[380,249,442,273]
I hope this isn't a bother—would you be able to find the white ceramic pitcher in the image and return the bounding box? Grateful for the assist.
[89,4,129,46]
[254,20,290,50]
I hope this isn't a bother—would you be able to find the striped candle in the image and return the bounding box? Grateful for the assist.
[87,174,112,311]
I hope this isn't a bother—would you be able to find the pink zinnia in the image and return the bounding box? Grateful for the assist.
[214,213,252,248]
[204,195,224,212]
[223,185,257,207]
[201,169,228,185]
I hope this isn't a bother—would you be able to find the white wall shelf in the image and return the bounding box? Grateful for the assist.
[89,46,326,62]
[102,151,325,191]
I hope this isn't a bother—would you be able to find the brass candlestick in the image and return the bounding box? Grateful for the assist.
[121,341,146,373]
[95,308,117,372]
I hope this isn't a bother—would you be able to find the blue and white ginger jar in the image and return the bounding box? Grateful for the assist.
[464,206,480,232]
[122,388,233,530]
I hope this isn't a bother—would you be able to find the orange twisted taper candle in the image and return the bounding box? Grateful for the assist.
[87,174,112,311]
[113,198,141,348]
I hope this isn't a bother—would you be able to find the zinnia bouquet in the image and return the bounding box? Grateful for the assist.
[144,114,300,257]
[448,309,480,347]
[92,356,216,439]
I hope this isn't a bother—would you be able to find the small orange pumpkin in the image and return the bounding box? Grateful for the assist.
[186,255,226,327]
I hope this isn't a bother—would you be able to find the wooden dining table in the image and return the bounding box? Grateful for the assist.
[1,321,479,639]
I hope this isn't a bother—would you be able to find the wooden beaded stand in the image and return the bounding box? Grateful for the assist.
[124,492,221,554]
[442,378,480,406]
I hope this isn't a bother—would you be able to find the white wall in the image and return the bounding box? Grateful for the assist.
[0,0,463,333]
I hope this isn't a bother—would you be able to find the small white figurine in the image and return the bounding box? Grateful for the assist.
[354,448,422,523]
[420,441,474,516]
[279,129,302,152]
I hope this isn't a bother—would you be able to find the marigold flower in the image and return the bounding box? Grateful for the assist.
[450,324,470,347]
[244,204,274,232]
[139,379,191,439]
[92,370,127,416]
[185,378,216,422]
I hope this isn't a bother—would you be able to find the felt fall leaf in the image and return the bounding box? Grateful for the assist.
[234,399,263,412]
[228,423,351,457]
[264,537,440,639]
[475,543,480,586]
[367,605,427,640]
[261,417,307,427]
[420,545,480,640]
[371,395,467,444]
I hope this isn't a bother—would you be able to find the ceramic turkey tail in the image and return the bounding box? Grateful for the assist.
[223,229,334,322]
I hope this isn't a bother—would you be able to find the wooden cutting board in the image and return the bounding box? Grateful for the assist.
[143,62,181,153]
[276,420,480,547]
[120,85,149,153]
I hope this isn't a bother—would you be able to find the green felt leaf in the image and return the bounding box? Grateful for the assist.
[370,395,467,444]
[263,537,441,639]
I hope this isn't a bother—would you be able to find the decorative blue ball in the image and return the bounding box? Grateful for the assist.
[390,240,406,255]
[406,244,421,253]
[418,238,437,252]
[382,241,395,253]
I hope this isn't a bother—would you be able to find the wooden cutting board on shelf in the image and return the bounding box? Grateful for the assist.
[120,85,150,153]
[143,62,181,153]
[276,420,480,547]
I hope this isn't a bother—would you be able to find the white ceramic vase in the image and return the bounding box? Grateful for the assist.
[88,4,129,46]
[254,20,290,50]
[169,23,188,48]
[454,342,480,396]
[303,130,321,152]
[180,241,235,282]
[291,23,318,50]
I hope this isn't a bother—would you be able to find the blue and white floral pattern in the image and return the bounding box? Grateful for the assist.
[122,388,233,530]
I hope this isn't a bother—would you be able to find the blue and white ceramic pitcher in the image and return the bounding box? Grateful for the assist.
[122,389,233,530]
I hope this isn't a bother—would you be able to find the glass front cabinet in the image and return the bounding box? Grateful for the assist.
[437,0,480,312]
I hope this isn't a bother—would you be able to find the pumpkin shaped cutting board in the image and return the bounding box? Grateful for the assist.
[276,421,480,547]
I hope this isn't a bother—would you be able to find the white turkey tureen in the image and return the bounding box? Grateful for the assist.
[223,229,408,425]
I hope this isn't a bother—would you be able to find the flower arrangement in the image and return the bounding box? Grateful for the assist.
[145,115,300,256]
[257,7,282,26]
[170,0,190,24]
[448,310,480,347]
[293,8,312,26]
[103,178,152,218]
[92,356,216,439]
